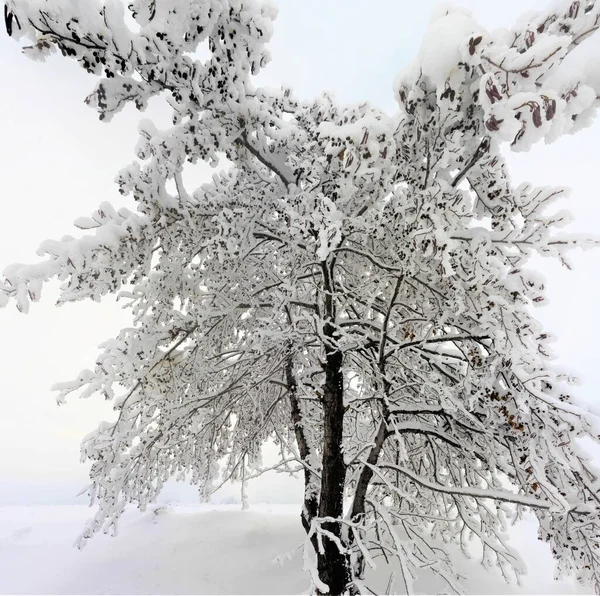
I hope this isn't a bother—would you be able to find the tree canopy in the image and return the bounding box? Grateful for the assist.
[3,0,600,593]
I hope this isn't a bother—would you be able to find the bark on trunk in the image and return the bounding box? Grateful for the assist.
[317,340,351,595]
[316,260,352,595]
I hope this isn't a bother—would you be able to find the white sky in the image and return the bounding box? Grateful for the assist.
[0,0,599,505]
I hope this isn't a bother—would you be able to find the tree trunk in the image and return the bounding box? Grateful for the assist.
[317,337,351,595]
[316,257,352,594]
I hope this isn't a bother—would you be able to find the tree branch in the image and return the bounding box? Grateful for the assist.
[375,462,553,509]
[239,131,292,188]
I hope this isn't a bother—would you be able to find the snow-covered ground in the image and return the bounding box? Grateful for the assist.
[0,503,592,594]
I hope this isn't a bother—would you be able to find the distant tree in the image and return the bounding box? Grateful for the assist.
[3,0,600,594]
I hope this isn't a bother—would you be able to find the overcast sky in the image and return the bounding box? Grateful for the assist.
[0,0,599,506]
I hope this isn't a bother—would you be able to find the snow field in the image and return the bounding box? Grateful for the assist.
[0,504,591,594]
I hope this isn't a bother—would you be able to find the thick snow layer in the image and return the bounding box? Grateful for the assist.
[0,504,592,594]
[414,5,480,88]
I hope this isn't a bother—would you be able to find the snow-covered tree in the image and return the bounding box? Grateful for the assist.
[3,0,600,594]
